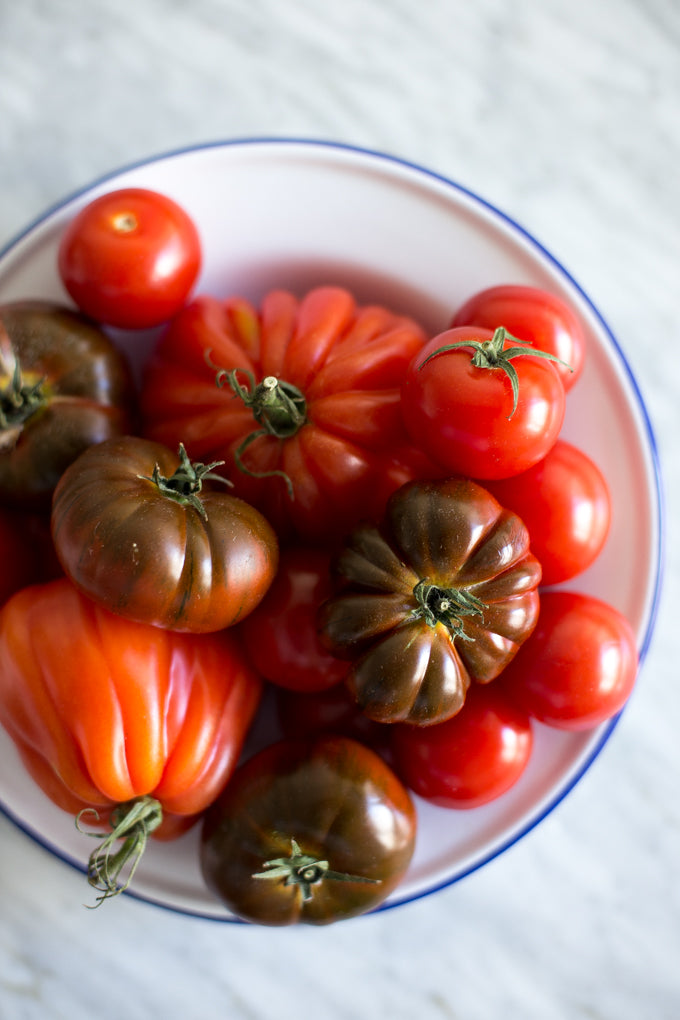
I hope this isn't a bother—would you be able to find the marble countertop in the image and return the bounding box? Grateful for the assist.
[1,1,678,1017]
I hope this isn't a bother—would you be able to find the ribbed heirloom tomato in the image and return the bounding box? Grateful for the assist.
[140,286,428,541]
[51,435,279,632]
[318,477,542,726]
[0,578,263,902]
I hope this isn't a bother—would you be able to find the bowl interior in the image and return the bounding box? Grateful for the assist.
[0,140,663,919]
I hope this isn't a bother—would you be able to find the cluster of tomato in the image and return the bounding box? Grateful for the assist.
[0,188,638,926]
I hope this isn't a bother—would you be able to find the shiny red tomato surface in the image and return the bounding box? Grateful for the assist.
[499,591,638,730]
[401,325,566,480]
[390,682,533,808]
[483,439,611,585]
[58,188,201,329]
[451,283,585,391]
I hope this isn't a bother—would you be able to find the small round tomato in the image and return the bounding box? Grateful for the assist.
[452,284,585,391]
[58,188,201,329]
[238,546,348,692]
[200,735,416,925]
[140,286,428,541]
[499,591,638,730]
[484,440,611,585]
[390,682,533,808]
[401,325,566,480]
[51,435,278,632]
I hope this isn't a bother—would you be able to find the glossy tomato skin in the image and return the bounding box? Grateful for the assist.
[483,440,611,586]
[451,284,585,391]
[51,435,279,633]
[140,287,428,541]
[390,682,533,808]
[499,591,638,730]
[0,301,135,505]
[0,578,263,837]
[58,188,201,329]
[318,477,542,726]
[200,735,416,925]
[238,545,348,692]
[401,325,566,480]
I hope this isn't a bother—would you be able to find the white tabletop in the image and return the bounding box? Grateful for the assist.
[1,1,678,1017]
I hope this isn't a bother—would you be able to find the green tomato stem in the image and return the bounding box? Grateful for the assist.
[419,325,572,418]
[253,838,379,903]
[76,795,163,907]
[138,442,230,520]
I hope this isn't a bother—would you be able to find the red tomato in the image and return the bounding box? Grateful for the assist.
[483,440,611,585]
[499,591,638,730]
[0,577,262,901]
[140,287,427,541]
[451,284,585,391]
[390,682,533,808]
[200,736,416,925]
[401,325,566,480]
[58,188,201,329]
[238,545,348,692]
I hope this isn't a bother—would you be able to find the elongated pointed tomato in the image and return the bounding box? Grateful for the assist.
[0,578,262,900]
[140,286,428,540]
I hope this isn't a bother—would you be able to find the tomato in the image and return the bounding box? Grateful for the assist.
[318,478,541,726]
[0,301,135,505]
[484,440,611,586]
[200,735,416,925]
[51,435,279,633]
[140,286,427,541]
[499,591,638,730]
[58,188,201,329]
[238,545,348,692]
[0,577,262,901]
[401,325,566,480]
[390,682,533,808]
[451,284,585,391]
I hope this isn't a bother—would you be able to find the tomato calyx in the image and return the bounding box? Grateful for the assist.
[139,442,231,520]
[419,326,571,418]
[412,579,486,641]
[253,837,379,903]
[0,359,47,432]
[210,357,307,500]
[76,795,163,906]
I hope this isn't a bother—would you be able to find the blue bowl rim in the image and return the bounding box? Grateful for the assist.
[0,136,666,922]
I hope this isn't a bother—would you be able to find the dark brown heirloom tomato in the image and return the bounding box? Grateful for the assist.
[0,301,135,505]
[51,435,279,632]
[318,477,541,726]
[200,736,416,925]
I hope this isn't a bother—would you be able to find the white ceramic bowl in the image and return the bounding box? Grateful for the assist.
[0,139,663,920]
